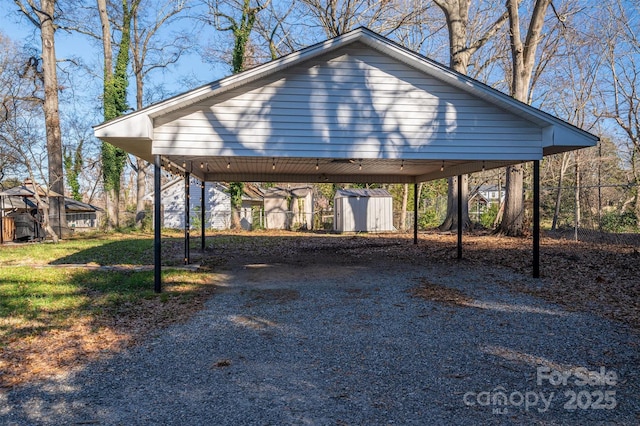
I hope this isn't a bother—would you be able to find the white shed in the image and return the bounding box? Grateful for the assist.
[334,189,393,232]
[263,185,314,230]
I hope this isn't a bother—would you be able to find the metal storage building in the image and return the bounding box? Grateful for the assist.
[334,189,393,232]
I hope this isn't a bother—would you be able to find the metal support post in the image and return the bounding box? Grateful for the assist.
[201,180,206,252]
[185,171,190,265]
[154,155,162,293]
[457,175,463,260]
[533,160,540,278]
[413,183,418,244]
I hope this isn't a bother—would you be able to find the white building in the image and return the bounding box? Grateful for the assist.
[156,178,263,230]
[263,185,314,230]
[334,188,394,232]
[478,184,505,205]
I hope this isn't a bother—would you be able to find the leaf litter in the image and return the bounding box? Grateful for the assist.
[2,229,638,389]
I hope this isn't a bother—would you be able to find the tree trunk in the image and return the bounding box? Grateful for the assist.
[439,175,470,231]
[32,0,66,239]
[438,1,470,232]
[497,0,551,236]
[97,0,112,76]
[498,164,524,235]
[551,152,569,231]
[551,154,565,231]
[133,21,146,229]
[105,188,118,229]
[432,0,484,231]
[99,0,138,230]
[136,158,147,227]
[98,0,115,229]
[400,183,408,231]
[230,208,241,229]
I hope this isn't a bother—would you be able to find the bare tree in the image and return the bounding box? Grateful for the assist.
[433,0,510,231]
[252,0,298,59]
[13,0,67,239]
[600,0,640,220]
[205,0,272,228]
[393,1,447,56]
[495,0,552,236]
[0,32,61,240]
[206,0,273,73]
[0,33,29,180]
[299,0,428,39]
[130,0,192,228]
[542,7,602,231]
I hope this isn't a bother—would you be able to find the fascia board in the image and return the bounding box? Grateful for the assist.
[94,112,153,140]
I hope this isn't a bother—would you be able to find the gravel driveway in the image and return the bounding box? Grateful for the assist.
[1,253,638,425]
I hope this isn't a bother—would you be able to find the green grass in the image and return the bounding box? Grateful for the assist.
[0,233,155,266]
[0,232,218,350]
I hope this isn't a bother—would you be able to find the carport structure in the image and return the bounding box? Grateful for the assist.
[94,27,598,292]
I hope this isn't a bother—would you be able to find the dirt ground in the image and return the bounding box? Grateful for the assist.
[186,230,640,332]
[2,230,638,389]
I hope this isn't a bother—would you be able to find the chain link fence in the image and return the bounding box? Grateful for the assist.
[388,182,639,247]
[540,182,640,246]
[140,177,638,247]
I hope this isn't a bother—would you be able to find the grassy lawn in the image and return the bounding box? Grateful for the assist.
[0,232,222,388]
[0,232,155,266]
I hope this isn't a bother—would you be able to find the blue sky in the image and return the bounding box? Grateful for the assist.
[0,3,228,116]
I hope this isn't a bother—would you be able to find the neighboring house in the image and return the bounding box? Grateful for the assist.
[469,184,504,221]
[155,178,263,230]
[334,189,394,232]
[263,186,314,230]
[468,191,490,222]
[478,184,505,205]
[65,199,103,231]
[0,187,102,241]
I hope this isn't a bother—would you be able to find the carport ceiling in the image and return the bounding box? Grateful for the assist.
[94,27,598,183]
[166,157,516,184]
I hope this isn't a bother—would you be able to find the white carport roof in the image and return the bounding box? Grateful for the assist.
[94,27,598,184]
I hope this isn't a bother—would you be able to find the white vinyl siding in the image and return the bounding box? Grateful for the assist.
[154,44,542,161]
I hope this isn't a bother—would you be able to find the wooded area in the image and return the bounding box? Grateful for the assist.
[0,0,638,239]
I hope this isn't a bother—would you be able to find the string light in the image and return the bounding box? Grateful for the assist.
[440,160,444,172]
[359,160,362,171]
[182,161,186,168]
[227,161,231,169]
[315,159,319,170]
[200,162,204,169]
[400,160,404,171]
[272,158,276,170]
[482,161,485,172]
